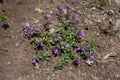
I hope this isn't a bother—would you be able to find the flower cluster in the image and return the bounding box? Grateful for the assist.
[23,23,41,36]
[23,4,96,69]
[54,35,62,42]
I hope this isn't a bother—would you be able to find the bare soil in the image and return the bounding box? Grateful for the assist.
[0,0,120,80]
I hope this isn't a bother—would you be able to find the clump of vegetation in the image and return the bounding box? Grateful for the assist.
[99,0,107,6]
[0,13,7,22]
[89,0,97,7]
[85,22,91,30]
[89,0,107,7]
[23,5,97,70]
[50,0,54,3]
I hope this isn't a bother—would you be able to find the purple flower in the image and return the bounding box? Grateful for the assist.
[29,30,35,35]
[67,5,74,10]
[32,58,37,64]
[57,35,62,40]
[89,50,93,55]
[39,42,44,47]
[45,13,52,19]
[53,48,59,56]
[72,14,79,21]
[61,46,65,49]
[58,6,64,12]
[54,35,62,42]
[54,37,58,42]
[35,27,41,32]
[90,55,95,59]
[65,44,69,48]
[23,29,28,33]
[78,31,85,38]
[81,46,86,52]
[77,47,81,52]
[74,59,80,66]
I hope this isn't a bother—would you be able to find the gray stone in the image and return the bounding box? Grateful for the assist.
[109,51,118,57]
[113,19,120,31]
[8,61,11,64]
[115,0,120,5]
[118,33,120,40]
[86,59,94,66]
[16,43,19,47]
[17,76,24,80]
[104,51,118,59]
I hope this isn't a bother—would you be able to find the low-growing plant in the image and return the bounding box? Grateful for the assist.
[23,5,97,70]
[50,0,54,3]
[89,0,97,7]
[89,0,107,7]
[99,0,107,6]
[85,22,91,30]
[0,13,7,21]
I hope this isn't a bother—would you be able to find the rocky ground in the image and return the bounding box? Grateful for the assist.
[0,0,120,80]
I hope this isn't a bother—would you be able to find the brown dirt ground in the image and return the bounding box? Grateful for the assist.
[0,0,120,80]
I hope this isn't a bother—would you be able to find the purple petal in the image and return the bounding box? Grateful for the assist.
[54,37,58,42]
[74,59,80,65]
[61,46,65,49]
[90,55,95,59]
[67,5,74,10]
[65,44,69,48]
[29,31,35,35]
[32,58,37,64]
[81,46,86,52]
[53,48,59,55]
[45,13,52,19]
[73,14,79,21]
[39,42,44,47]
[23,29,28,33]
[77,47,81,51]
[57,35,62,40]
[58,6,64,12]
[89,50,93,55]
[35,27,41,32]
[79,31,85,38]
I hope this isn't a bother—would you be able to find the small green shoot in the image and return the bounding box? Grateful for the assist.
[50,0,54,3]
[43,52,51,60]
[99,0,107,6]
[89,0,97,7]
[85,22,91,30]
[0,13,7,21]
[87,38,96,49]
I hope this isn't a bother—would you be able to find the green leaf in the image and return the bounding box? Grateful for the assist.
[0,13,7,21]
[43,52,51,60]
[50,0,54,3]
[85,22,90,30]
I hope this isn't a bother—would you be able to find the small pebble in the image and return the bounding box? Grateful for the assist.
[16,43,19,47]
[86,59,94,66]
[113,19,120,31]
[12,36,15,39]
[8,61,11,64]
[34,63,39,69]
[17,76,24,80]
[115,0,120,5]
[50,11,53,14]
